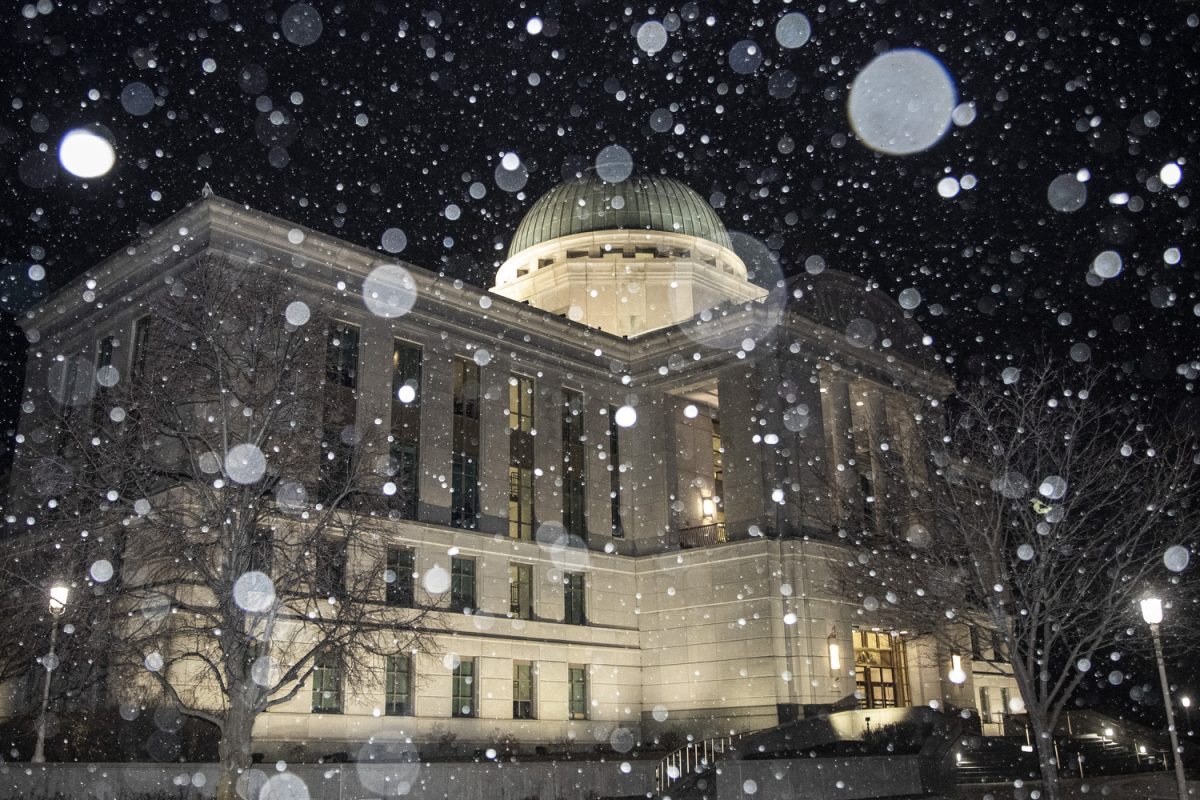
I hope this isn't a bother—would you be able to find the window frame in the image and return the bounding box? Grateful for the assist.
[452,659,476,718]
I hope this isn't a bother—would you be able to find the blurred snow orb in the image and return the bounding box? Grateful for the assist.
[614,405,638,428]
[424,565,451,595]
[262,773,309,800]
[609,727,635,753]
[133,498,152,516]
[397,384,417,404]
[473,348,492,366]
[284,301,310,326]
[905,524,931,548]
[728,39,764,74]
[225,443,267,484]
[1164,545,1190,573]
[145,652,164,672]
[936,177,960,198]
[525,16,543,35]
[281,3,322,46]
[120,82,155,116]
[683,404,698,419]
[495,159,529,192]
[1047,173,1088,212]
[234,571,276,613]
[96,365,120,388]
[844,318,877,348]
[1001,367,1021,385]
[848,49,956,155]
[595,144,634,183]
[501,152,521,171]
[651,704,669,722]
[1038,476,1068,500]
[1017,544,1035,561]
[636,21,668,55]
[363,264,418,318]
[774,13,811,49]
[90,559,114,583]
[275,481,308,514]
[951,102,976,126]
[380,227,407,254]
[59,128,116,178]
[743,780,758,795]
[1091,250,1123,279]
[898,288,922,310]
[1159,162,1182,188]
[29,264,46,281]
[804,254,826,274]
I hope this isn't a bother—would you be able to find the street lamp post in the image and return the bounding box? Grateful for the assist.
[31,584,69,764]
[1140,597,1188,800]
[1183,696,1193,737]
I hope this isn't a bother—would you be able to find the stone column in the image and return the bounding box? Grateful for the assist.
[784,358,830,537]
[717,363,768,539]
[417,344,454,525]
[477,356,511,536]
[354,317,393,478]
[821,371,859,530]
[584,392,617,548]
[533,372,564,534]
[864,388,892,528]
[620,393,674,552]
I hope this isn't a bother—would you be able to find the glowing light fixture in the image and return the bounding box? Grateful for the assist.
[49,584,70,616]
[702,497,715,520]
[1140,597,1163,625]
[829,642,841,672]
[948,654,967,685]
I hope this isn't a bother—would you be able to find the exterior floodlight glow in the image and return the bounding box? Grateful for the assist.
[828,643,841,672]
[49,585,70,616]
[1182,697,1192,709]
[702,497,715,520]
[1140,597,1163,625]
[948,654,967,685]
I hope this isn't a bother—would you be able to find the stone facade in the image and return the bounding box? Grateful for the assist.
[7,177,1015,758]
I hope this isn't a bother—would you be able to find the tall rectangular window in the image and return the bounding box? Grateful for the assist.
[451,454,479,529]
[508,465,534,541]
[131,315,151,380]
[390,340,422,518]
[311,651,343,713]
[508,375,534,432]
[314,536,345,596]
[513,662,535,719]
[450,556,476,612]
[510,563,533,620]
[386,547,415,606]
[321,323,360,503]
[248,526,274,575]
[91,335,116,431]
[562,390,587,541]
[385,655,412,716]
[508,374,535,540]
[608,407,624,537]
[568,666,588,720]
[452,660,475,718]
[564,572,586,625]
[451,358,480,528]
[979,685,992,724]
[711,416,726,539]
[999,687,1011,720]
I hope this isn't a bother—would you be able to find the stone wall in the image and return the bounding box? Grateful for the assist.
[0,759,656,800]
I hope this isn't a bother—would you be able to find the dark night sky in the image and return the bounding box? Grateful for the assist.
[1,0,1199,721]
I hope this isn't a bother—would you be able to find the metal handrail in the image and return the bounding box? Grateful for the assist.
[655,735,735,792]
[677,523,726,549]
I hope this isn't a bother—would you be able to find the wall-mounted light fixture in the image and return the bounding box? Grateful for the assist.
[948,654,967,685]
[701,496,715,521]
[829,642,842,672]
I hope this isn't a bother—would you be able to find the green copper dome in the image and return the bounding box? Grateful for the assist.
[508,174,731,257]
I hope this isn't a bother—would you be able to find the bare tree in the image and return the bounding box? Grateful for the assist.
[838,362,1200,800]
[11,255,437,800]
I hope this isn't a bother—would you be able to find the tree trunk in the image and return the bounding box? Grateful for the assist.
[217,703,254,800]
[1029,713,1062,800]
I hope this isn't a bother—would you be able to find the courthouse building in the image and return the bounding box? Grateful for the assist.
[10,173,1016,757]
